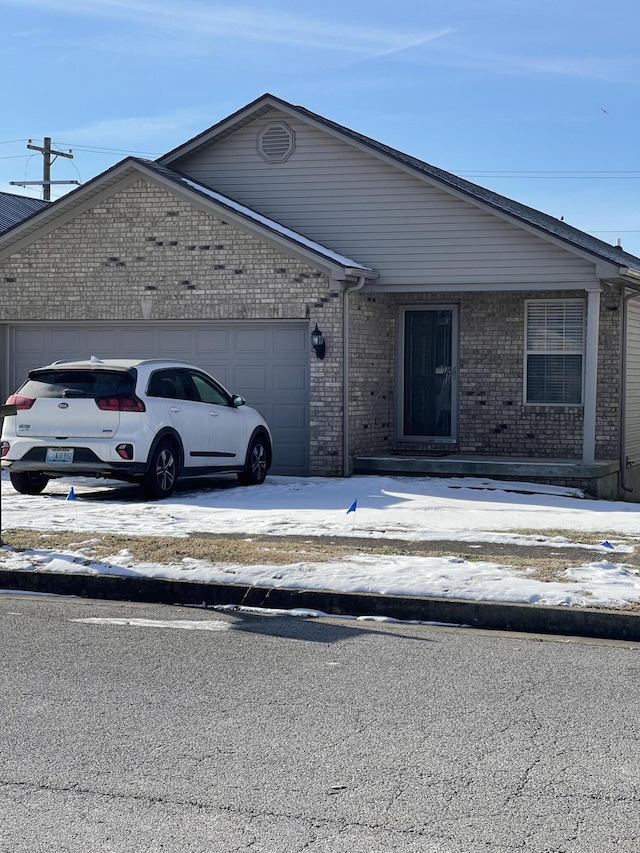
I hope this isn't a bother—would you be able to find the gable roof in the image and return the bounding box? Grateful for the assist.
[0,191,49,233]
[0,157,374,283]
[159,93,640,275]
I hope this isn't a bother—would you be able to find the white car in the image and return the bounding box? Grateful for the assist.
[1,357,272,499]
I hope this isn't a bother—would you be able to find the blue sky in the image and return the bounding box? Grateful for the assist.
[3,0,640,255]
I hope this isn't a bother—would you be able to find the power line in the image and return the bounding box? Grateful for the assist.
[10,138,78,201]
[53,142,161,156]
[0,139,160,157]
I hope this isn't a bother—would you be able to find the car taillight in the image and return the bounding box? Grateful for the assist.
[95,396,146,412]
[1,441,9,458]
[5,394,35,410]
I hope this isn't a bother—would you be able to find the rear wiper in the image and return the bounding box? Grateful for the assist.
[61,388,86,398]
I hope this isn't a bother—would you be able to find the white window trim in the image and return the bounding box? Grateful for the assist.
[523,298,586,406]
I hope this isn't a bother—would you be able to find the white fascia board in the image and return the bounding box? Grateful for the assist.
[363,280,602,294]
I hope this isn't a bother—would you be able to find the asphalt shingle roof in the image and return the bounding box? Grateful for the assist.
[160,93,640,272]
[289,100,640,270]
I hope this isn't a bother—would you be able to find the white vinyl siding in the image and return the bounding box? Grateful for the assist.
[525,300,585,404]
[175,110,598,288]
[626,299,640,464]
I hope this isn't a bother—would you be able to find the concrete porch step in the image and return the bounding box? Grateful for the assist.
[354,453,619,483]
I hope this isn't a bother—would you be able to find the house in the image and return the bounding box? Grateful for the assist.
[1,93,640,498]
[0,191,49,233]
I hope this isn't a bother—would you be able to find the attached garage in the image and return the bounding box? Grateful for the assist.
[0,156,374,479]
[3,321,310,476]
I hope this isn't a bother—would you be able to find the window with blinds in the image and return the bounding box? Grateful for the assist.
[525,300,585,404]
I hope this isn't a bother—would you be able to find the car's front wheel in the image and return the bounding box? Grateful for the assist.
[237,434,269,486]
[9,471,49,495]
[141,439,179,499]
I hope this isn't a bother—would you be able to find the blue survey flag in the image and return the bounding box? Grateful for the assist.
[66,487,75,501]
[600,540,614,549]
[346,499,357,514]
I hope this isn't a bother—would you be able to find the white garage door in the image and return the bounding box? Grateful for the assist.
[6,322,310,475]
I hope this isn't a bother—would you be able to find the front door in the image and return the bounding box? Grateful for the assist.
[399,306,458,441]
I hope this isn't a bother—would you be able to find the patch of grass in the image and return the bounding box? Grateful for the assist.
[1,526,625,583]
[501,528,638,546]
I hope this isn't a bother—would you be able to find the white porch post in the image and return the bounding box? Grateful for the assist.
[582,286,601,463]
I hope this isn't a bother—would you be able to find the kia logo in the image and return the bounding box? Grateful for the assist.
[58,402,69,409]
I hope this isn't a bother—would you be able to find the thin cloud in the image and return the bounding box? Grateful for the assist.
[344,28,455,65]
[409,37,640,83]
[5,0,453,56]
[52,108,209,150]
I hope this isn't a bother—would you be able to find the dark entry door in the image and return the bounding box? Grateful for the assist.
[400,307,457,440]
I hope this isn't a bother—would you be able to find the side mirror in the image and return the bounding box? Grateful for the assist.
[232,395,246,408]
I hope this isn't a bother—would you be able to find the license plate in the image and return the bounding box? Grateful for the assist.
[46,447,74,464]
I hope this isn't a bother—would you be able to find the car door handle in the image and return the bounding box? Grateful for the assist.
[169,406,181,413]
[209,411,219,417]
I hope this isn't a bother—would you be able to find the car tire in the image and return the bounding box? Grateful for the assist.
[9,471,49,495]
[237,434,269,486]
[141,439,179,499]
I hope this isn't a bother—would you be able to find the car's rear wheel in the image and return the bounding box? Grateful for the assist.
[9,471,49,495]
[141,439,179,499]
[237,434,269,486]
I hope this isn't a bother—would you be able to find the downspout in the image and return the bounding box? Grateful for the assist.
[618,286,640,493]
[342,276,367,477]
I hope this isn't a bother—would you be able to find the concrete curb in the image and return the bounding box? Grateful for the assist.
[1,568,640,642]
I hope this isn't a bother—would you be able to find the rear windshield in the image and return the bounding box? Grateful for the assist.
[21,369,136,399]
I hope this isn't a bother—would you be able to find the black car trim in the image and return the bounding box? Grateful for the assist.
[189,451,236,458]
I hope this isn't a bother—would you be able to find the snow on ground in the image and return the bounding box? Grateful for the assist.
[2,472,640,609]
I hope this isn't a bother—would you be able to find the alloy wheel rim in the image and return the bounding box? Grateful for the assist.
[157,449,176,491]
[251,444,266,479]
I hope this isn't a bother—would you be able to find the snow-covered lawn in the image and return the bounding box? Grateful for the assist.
[2,472,640,609]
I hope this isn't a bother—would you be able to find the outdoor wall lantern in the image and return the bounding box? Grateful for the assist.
[311,324,326,360]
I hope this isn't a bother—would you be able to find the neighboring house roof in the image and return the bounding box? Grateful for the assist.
[0,191,49,233]
[0,158,374,282]
[159,93,640,274]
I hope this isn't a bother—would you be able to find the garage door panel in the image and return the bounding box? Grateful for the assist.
[118,329,158,355]
[85,329,121,352]
[275,328,308,352]
[159,329,195,354]
[235,329,267,352]
[13,327,48,353]
[274,442,307,470]
[234,365,267,392]
[272,404,307,429]
[195,329,229,353]
[8,322,309,476]
[274,364,307,391]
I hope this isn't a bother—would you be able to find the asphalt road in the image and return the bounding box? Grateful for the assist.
[2,594,640,852]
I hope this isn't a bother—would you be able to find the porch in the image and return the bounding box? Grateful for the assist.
[353,453,621,500]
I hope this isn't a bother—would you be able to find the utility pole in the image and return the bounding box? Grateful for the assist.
[10,137,79,200]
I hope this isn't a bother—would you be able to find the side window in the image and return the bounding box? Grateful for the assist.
[148,370,181,399]
[190,372,229,405]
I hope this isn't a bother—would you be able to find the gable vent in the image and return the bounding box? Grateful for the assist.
[258,122,295,163]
